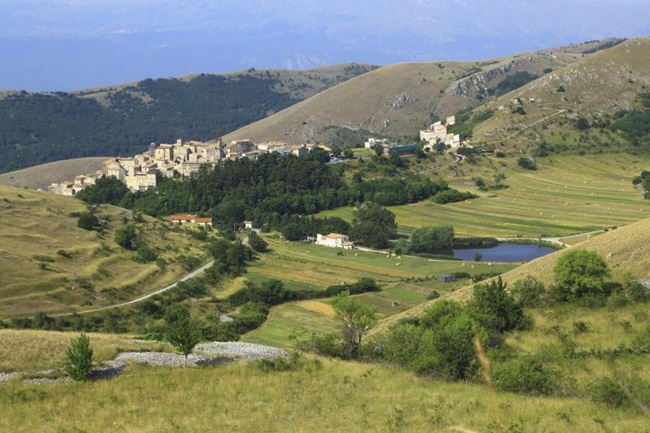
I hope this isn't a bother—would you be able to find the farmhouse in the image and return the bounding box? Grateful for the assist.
[170,215,213,226]
[316,233,354,249]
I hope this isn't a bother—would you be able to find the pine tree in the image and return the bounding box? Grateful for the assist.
[64,334,94,381]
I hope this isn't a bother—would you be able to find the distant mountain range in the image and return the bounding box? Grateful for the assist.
[4,36,650,174]
[1,1,649,91]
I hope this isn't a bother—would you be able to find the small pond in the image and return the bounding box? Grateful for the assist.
[452,243,556,262]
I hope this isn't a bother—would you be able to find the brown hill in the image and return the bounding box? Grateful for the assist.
[0,157,109,190]
[470,37,650,148]
[224,40,613,145]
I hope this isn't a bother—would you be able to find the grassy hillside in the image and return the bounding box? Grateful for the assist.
[0,64,376,173]
[224,40,615,145]
[0,157,109,190]
[317,153,650,238]
[2,353,648,433]
[0,185,210,318]
[470,37,650,151]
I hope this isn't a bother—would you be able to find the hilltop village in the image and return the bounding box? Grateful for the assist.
[49,117,461,196]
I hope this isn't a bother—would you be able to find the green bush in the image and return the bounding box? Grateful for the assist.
[553,250,611,301]
[64,334,94,381]
[492,357,569,396]
[77,212,99,230]
[254,352,321,373]
[589,378,629,408]
[517,157,537,170]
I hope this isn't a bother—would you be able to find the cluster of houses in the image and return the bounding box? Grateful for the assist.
[49,117,465,196]
[361,115,462,158]
[49,138,327,196]
[419,115,461,150]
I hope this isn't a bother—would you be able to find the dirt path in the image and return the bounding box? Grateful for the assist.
[54,260,215,317]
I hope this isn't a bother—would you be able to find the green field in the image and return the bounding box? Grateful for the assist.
[321,154,650,238]
[241,235,517,347]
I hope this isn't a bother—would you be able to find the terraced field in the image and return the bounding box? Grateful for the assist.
[323,154,650,238]
[241,235,517,347]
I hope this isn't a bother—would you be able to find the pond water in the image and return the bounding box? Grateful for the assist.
[451,243,556,262]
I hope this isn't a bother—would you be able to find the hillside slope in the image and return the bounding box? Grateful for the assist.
[0,64,376,173]
[376,215,650,332]
[224,40,617,145]
[0,185,210,317]
[469,37,650,149]
[0,157,109,190]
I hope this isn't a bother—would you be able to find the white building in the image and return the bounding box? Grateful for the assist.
[316,233,354,249]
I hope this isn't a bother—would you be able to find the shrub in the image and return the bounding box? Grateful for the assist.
[134,245,158,263]
[517,157,537,170]
[553,250,611,301]
[64,334,94,381]
[492,357,568,396]
[254,352,321,373]
[511,276,547,307]
[589,378,629,408]
[432,189,476,204]
[77,212,99,230]
[165,311,201,358]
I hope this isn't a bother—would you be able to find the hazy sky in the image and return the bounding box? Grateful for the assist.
[1,0,649,91]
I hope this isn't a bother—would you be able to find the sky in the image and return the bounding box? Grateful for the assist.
[1,0,649,91]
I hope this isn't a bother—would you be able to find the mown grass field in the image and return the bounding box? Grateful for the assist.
[240,234,517,347]
[321,154,650,238]
[0,185,210,318]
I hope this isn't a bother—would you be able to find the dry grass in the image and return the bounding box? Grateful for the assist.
[0,185,209,317]
[224,41,591,145]
[1,357,648,432]
[0,157,109,190]
[0,329,171,372]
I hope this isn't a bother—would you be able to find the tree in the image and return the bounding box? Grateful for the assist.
[77,212,99,230]
[517,157,537,170]
[469,277,527,341]
[553,249,611,300]
[64,333,94,381]
[247,231,268,252]
[331,291,377,358]
[349,202,397,249]
[165,308,201,359]
[576,117,590,131]
[408,225,455,253]
[114,223,138,250]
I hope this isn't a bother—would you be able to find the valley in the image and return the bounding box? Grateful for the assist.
[1,37,650,432]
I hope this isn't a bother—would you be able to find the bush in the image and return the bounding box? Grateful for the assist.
[64,334,94,381]
[77,212,99,230]
[134,245,158,263]
[432,189,476,204]
[589,378,630,408]
[511,276,547,307]
[517,157,537,170]
[493,357,568,396]
[254,352,321,373]
[553,250,611,301]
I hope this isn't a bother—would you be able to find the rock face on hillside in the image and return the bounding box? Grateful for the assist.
[225,39,617,145]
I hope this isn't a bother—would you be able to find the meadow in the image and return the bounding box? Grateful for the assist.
[239,234,517,347]
[322,154,650,238]
[1,351,648,433]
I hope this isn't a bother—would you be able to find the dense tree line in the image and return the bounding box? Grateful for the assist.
[0,74,300,173]
[77,152,444,234]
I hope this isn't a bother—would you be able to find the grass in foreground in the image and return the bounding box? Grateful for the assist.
[1,357,648,433]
